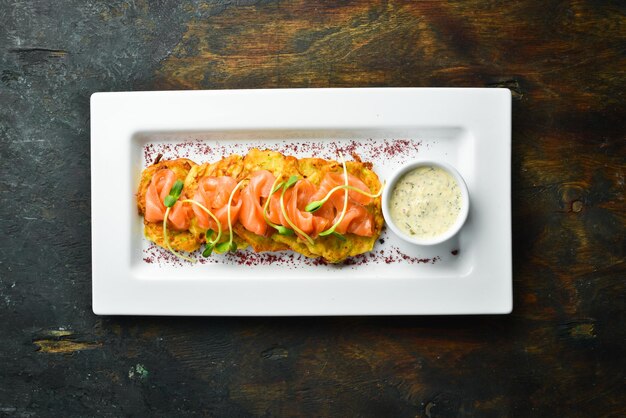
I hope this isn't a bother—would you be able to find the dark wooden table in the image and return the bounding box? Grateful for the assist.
[1,1,624,417]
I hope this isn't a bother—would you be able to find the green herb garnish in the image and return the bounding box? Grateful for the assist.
[164,180,184,208]
[305,182,385,213]
[331,231,346,241]
[180,200,223,257]
[214,179,245,253]
[215,241,236,253]
[202,244,214,257]
[262,176,294,236]
[284,175,299,189]
[271,181,285,194]
[319,155,349,237]
[164,195,177,208]
[279,176,315,245]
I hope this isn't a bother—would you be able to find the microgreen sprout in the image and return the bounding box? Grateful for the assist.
[284,175,299,189]
[214,179,245,254]
[279,175,315,245]
[271,181,285,194]
[180,199,222,257]
[262,176,294,236]
[202,230,215,256]
[319,155,349,237]
[331,231,346,241]
[162,180,197,263]
[304,182,385,213]
[164,180,184,208]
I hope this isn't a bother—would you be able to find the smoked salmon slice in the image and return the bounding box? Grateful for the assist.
[192,176,242,231]
[239,170,275,236]
[285,179,331,237]
[309,172,372,205]
[309,172,375,237]
[145,168,191,230]
[266,179,332,238]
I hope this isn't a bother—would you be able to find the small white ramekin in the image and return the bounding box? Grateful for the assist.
[382,160,470,246]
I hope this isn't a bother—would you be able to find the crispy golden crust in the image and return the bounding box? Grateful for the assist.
[240,148,300,179]
[144,221,201,253]
[137,149,383,262]
[184,154,244,195]
[232,224,290,253]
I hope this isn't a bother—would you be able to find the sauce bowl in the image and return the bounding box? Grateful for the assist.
[382,160,470,246]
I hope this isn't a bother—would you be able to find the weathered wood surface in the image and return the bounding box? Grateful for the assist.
[1,1,624,417]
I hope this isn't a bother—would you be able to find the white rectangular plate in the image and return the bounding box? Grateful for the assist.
[91,88,512,315]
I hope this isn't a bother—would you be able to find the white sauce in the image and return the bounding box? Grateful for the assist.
[389,166,462,239]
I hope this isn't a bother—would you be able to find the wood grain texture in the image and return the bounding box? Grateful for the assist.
[0,0,624,417]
